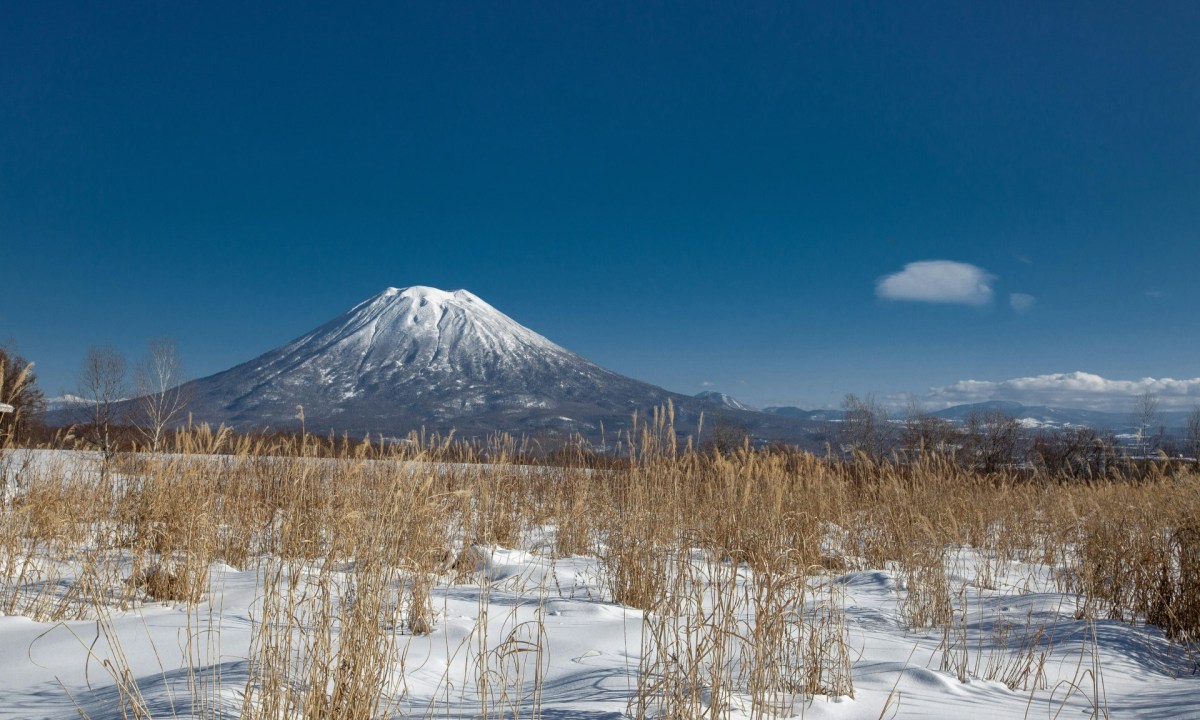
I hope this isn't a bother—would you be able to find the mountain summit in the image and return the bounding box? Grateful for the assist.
[176,286,717,439]
[694,391,756,412]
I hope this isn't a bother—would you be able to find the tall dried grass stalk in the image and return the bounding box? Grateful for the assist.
[1,413,1198,718]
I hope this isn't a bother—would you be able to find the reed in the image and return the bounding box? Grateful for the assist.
[0,415,1197,718]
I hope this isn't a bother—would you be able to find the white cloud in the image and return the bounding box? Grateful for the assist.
[876,260,994,306]
[926,371,1200,411]
[700,380,714,388]
[1009,293,1036,313]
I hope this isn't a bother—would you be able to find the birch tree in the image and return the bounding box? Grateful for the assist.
[134,338,189,452]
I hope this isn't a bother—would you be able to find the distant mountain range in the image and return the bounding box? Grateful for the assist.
[927,400,1191,434]
[928,400,1110,428]
[43,286,1190,445]
[759,399,1190,434]
[762,406,843,423]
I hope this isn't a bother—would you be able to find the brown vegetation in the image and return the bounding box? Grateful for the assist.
[1,409,1198,718]
[0,346,46,449]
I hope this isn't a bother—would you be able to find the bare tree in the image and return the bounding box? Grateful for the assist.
[77,344,128,458]
[0,346,46,450]
[1033,426,1119,479]
[134,338,189,452]
[900,402,960,459]
[1187,405,1200,468]
[701,415,751,456]
[840,393,893,460]
[962,410,1024,473]
[1132,392,1160,457]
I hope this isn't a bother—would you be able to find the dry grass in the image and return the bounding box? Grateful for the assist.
[1,412,1198,718]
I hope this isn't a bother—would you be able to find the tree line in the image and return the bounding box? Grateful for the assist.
[0,339,189,453]
[5,340,1200,477]
[837,393,1200,479]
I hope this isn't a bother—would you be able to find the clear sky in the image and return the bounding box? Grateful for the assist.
[3,2,1198,412]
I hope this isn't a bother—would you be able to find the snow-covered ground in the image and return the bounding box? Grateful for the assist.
[2,450,1198,719]
[3,547,1198,718]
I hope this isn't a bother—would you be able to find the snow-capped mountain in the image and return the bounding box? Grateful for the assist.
[171,286,810,442]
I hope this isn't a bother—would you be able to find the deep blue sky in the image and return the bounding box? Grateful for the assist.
[3,2,1198,410]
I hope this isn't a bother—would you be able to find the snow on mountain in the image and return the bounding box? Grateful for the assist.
[169,286,810,442]
[693,390,756,412]
[762,406,843,422]
[930,400,1131,430]
[44,394,97,411]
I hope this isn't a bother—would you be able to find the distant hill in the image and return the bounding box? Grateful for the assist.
[763,406,843,422]
[929,400,1190,432]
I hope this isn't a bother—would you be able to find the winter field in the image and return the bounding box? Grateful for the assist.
[1,424,1199,719]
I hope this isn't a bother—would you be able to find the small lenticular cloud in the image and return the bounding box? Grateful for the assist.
[876,260,994,306]
[1009,293,1036,313]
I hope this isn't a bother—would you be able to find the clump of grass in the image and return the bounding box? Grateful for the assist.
[633,552,744,720]
[129,562,202,603]
[900,548,952,630]
[980,607,1052,691]
[1151,522,1200,643]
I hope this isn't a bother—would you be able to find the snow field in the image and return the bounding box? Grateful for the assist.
[1,446,1199,719]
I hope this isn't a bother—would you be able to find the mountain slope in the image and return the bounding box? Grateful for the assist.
[172,286,808,442]
[694,391,756,412]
